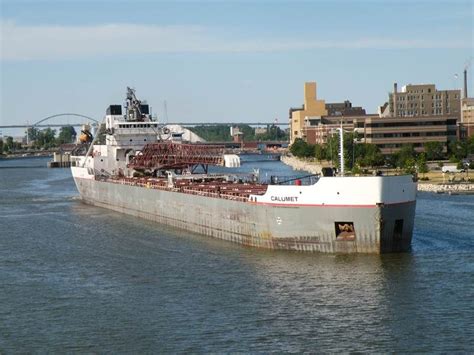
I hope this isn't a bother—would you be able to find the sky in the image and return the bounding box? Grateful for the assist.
[1,0,473,132]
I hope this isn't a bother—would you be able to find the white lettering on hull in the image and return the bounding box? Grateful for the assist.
[271,196,299,202]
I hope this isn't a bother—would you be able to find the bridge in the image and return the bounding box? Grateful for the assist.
[0,113,289,130]
[0,113,100,130]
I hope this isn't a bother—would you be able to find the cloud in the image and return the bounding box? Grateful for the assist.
[1,20,470,60]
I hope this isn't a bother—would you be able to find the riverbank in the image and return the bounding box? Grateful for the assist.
[280,155,323,175]
[281,155,474,194]
[417,183,474,194]
[0,152,53,159]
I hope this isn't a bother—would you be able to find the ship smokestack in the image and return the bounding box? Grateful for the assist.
[464,69,468,99]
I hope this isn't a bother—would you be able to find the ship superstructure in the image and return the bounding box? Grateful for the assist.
[71,88,417,253]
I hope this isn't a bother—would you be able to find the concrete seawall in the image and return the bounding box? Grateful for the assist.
[418,183,474,194]
[281,155,321,175]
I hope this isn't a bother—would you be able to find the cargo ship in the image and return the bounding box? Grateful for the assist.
[71,88,417,253]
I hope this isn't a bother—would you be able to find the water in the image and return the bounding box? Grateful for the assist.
[1,157,473,352]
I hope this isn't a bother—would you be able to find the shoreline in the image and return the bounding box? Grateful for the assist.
[281,155,474,194]
[280,155,322,175]
[417,183,474,194]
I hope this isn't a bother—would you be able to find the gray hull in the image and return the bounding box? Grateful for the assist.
[74,178,416,253]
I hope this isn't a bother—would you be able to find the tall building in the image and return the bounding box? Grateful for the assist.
[357,115,456,155]
[388,83,461,118]
[460,98,474,138]
[361,82,460,154]
[459,69,474,138]
[289,82,327,143]
[325,100,366,116]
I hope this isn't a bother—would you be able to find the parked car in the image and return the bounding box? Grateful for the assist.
[442,165,465,173]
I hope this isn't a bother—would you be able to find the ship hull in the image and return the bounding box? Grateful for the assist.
[73,176,416,254]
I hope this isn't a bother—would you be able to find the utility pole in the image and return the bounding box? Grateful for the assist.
[338,121,344,177]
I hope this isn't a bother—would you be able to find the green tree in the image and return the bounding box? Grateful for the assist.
[290,138,314,158]
[403,156,417,175]
[258,125,288,141]
[467,135,474,155]
[397,144,416,168]
[424,141,444,160]
[290,138,306,157]
[189,125,232,142]
[448,139,468,160]
[357,143,384,168]
[0,139,3,154]
[314,144,326,163]
[417,153,429,177]
[385,154,398,169]
[35,128,57,149]
[5,136,14,152]
[26,127,40,143]
[325,134,340,166]
[57,126,77,144]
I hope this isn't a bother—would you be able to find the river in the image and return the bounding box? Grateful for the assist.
[0,156,473,352]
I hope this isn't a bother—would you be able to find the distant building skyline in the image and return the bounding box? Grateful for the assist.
[290,78,469,153]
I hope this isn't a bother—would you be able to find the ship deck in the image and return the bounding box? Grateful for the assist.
[103,175,269,202]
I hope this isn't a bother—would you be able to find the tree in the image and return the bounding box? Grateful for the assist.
[325,132,369,170]
[26,127,40,143]
[35,128,57,149]
[258,125,288,141]
[325,135,339,166]
[403,156,417,175]
[357,143,384,167]
[314,144,326,163]
[397,144,416,169]
[417,153,429,177]
[57,126,77,144]
[5,136,14,152]
[467,135,474,155]
[424,141,444,160]
[385,154,398,169]
[189,125,232,142]
[290,138,309,157]
[0,139,3,154]
[448,139,468,161]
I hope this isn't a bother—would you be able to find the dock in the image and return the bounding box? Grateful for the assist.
[47,152,73,168]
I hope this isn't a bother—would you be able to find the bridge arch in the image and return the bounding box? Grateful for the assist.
[32,113,99,127]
